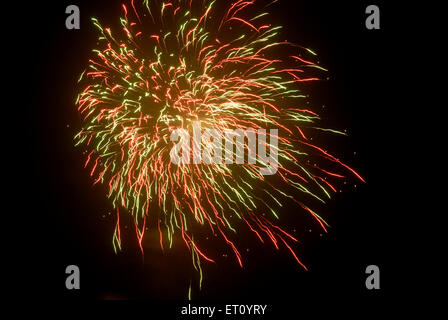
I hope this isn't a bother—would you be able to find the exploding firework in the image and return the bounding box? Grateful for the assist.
[75,0,364,291]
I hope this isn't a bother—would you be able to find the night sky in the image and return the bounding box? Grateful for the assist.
[6,0,418,315]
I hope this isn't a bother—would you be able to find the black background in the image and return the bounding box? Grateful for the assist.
[7,0,418,315]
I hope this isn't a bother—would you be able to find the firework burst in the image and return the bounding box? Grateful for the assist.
[75,0,364,291]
